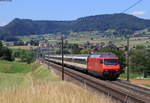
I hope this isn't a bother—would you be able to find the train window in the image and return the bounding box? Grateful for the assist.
[104,59,118,65]
[74,59,86,64]
[68,58,73,62]
[99,59,103,64]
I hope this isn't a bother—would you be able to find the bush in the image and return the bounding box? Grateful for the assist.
[0,41,14,61]
[129,47,150,77]
[0,47,14,61]
[13,49,35,64]
[80,48,91,54]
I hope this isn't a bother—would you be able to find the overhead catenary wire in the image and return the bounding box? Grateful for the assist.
[122,0,143,13]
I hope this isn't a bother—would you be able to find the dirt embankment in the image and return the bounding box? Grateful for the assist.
[130,79,150,86]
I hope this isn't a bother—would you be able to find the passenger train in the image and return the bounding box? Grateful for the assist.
[45,52,121,80]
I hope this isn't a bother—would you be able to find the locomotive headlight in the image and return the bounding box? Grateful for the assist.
[104,70,109,72]
[103,70,109,76]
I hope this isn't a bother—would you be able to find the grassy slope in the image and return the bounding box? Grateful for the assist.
[0,60,116,103]
[0,60,59,88]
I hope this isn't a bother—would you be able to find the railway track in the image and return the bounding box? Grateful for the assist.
[43,59,150,103]
[110,80,150,100]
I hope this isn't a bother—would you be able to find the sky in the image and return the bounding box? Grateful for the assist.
[0,0,149,26]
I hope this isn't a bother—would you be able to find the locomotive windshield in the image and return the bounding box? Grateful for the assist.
[103,59,118,65]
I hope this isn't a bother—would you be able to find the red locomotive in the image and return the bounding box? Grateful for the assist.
[45,52,121,80]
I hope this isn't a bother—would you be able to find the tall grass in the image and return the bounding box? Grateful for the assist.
[0,81,117,103]
[0,61,117,103]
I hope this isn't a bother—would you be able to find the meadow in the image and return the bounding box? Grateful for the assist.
[8,46,38,50]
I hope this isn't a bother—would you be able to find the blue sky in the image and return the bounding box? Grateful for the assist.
[0,0,149,26]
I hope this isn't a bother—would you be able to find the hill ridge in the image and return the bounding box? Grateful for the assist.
[0,13,150,41]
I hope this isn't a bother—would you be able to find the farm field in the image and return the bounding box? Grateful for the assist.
[66,36,150,47]
[17,34,55,42]
[10,36,150,49]
[8,46,38,50]
[46,32,150,48]
[0,60,116,103]
[17,32,150,48]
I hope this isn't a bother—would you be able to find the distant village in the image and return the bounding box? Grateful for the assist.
[3,35,150,53]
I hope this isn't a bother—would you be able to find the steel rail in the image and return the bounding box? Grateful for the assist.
[109,80,150,99]
[43,59,148,103]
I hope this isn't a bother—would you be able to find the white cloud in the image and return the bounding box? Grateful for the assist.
[130,11,145,15]
[0,21,9,26]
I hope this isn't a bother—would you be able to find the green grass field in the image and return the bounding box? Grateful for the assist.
[0,60,32,73]
[17,34,56,42]
[0,60,60,89]
[120,72,143,79]
[144,84,150,87]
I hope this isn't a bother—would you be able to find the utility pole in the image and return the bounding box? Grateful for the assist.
[127,36,130,81]
[61,35,64,81]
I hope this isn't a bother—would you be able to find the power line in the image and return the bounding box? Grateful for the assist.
[121,0,144,81]
[122,0,143,13]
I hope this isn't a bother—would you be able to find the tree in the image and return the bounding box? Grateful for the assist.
[20,50,35,64]
[56,49,70,54]
[129,47,150,77]
[0,47,14,61]
[0,41,3,48]
[130,49,145,73]
[80,48,91,54]
[0,41,14,61]
[71,44,81,54]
